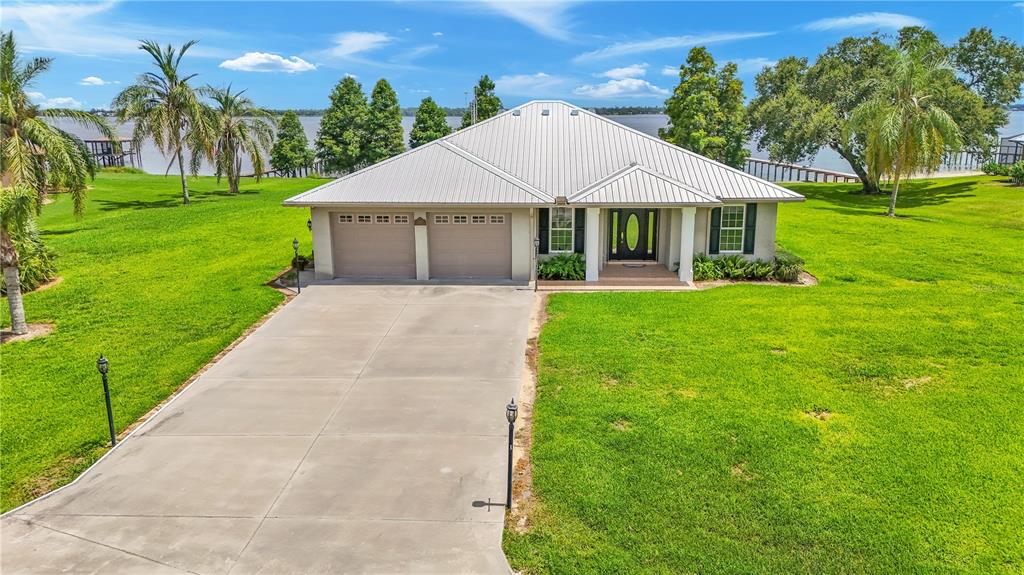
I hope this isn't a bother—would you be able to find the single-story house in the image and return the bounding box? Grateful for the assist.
[284,100,804,283]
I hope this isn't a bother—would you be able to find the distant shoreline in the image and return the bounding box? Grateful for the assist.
[85,106,669,118]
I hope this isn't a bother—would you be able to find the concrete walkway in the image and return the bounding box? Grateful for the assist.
[2,285,534,574]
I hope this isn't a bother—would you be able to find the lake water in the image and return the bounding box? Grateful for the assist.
[52,111,1024,177]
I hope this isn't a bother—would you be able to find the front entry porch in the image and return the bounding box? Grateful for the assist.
[581,206,698,284]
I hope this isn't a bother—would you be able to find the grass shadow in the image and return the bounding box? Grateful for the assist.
[94,197,180,211]
[794,178,979,216]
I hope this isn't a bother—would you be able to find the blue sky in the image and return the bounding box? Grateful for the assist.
[4,1,1022,110]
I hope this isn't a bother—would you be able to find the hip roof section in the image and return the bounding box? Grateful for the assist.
[285,100,804,207]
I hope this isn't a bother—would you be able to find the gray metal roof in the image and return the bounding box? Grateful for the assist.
[285,100,803,207]
[570,165,721,206]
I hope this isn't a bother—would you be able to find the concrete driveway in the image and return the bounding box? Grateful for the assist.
[2,285,534,574]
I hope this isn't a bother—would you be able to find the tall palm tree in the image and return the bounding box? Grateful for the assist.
[112,40,213,205]
[851,49,962,217]
[1,31,114,335]
[201,85,276,194]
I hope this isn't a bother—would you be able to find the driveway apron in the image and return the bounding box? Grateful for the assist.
[2,285,534,574]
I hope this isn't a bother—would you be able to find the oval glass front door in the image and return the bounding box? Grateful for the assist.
[625,213,640,251]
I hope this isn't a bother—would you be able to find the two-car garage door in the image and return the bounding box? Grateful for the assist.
[330,212,512,280]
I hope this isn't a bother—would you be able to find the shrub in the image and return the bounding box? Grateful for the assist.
[692,253,722,281]
[772,251,805,283]
[981,162,1008,176]
[1,221,57,295]
[538,253,586,280]
[1009,161,1024,185]
[745,259,774,280]
[717,254,749,279]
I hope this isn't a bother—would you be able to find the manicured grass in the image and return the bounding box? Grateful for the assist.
[505,176,1024,574]
[1,173,319,511]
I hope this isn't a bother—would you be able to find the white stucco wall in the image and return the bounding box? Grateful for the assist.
[311,207,334,280]
[753,202,778,261]
[509,209,531,281]
[693,207,709,256]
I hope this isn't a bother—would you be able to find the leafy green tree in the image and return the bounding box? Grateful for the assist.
[409,97,452,148]
[316,76,369,173]
[203,85,276,194]
[461,75,502,128]
[364,79,404,163]
[270,111,314,175]
[851,50,962,216]
[660,47,747,168]
[1,32,114,334]
[112,40,214,205]
[748,28,1021,194]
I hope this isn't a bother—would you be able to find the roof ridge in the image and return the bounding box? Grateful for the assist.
[439,141,554,202]
[568,163,640,202]
[632,165,721,203]
[572,107,803,199]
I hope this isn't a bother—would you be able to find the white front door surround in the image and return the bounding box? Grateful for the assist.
[581,206,697,283]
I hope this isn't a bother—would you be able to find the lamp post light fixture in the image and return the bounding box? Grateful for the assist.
[96,355,117,447]
[306,218,312,233]
[292,238,301,294]
[505,398,518,509]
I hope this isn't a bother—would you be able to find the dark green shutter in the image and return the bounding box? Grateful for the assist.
[709,207,722,255]
[743,203,757,255]
[538,208,549,254]
[573,208,585,254]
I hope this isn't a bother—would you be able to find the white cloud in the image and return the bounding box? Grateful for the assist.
[732,57,777,74]
[600,63,648,80]
[432,31,444,37]
[28,91,83,109]
[661,65,678,77]
[2,1,232,58]
[219,52,316,73]
[574,31,775,63]
[1015,2,1024,9]
[573,78,669,99]
[802,12,925,31]
[79,76,116,86]
[393,44,439,62]
[477,1,578,41]
[322,31,393,59]
[495,72,569,96]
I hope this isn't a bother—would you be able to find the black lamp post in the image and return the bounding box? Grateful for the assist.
[96,355,116,447]
[292,238,300,294]
[505,398,518,509]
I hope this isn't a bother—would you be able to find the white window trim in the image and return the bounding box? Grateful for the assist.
[434,214,449,224]
[550,207,575,254]
[394,215,409,224]
[376,214,391,224]
[471,215,487,224]
[357,214,372,224]
[719,204,746,254]
[490,215,505,224]
[453,215,469,224]
[339,214,354,224]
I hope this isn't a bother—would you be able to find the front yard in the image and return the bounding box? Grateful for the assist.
[505,176,1024,573]
[1,173,317,511]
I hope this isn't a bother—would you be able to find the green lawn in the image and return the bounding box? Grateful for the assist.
[505,176,1024,574]
[1,172,318,511]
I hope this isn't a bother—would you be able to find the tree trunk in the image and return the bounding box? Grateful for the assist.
[176,145,190,205]
[833,144,881,195]
[888,176,901,217]
[2,265,27,335]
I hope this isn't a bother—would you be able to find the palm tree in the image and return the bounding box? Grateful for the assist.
[851,49,962,217]
[201,85,276,194]
[1,31,114,335]
[112,40,213,205]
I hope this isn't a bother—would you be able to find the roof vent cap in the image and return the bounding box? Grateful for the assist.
[570,109,579,116]
[512,109,521,116]
[541,108,550,116]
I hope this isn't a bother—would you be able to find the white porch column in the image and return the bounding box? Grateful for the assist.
[414,210,429,280]
[585,207,600,282]
[678,207,696,283]
[311,207,334,280]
